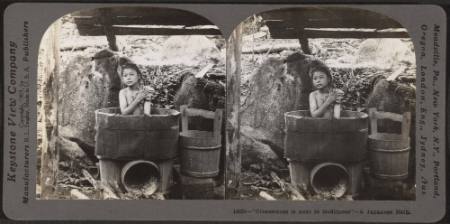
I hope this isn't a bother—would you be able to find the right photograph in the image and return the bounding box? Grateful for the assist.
[227,7,416,200]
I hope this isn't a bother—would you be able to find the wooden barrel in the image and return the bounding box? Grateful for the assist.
[179,106,223,178]
[368,108,411,180]
[369,133,410,180]
[95,107,180,160]
[284,110,368,163]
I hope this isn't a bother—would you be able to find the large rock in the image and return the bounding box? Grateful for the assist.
[173,72,225,131]
[240,52,325,152]
[240,126,284,170]
[57,136,93,168]
[355,39,415,70]
[159,36,221,66]
[58,49,122,146]
[174,73,210,110]
[367,78,415,132]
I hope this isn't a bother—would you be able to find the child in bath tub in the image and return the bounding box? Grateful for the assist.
[309,65,344,118]
[118,63,153,115]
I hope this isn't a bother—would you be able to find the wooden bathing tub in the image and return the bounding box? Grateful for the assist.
[284,110,368,197]
[95,107,180,160]
[284,110,368,163]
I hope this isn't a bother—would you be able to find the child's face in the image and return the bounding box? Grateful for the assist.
[312,71,330,90]
[121,68,139,87]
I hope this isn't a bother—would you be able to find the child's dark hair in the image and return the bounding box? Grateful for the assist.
[120,63,143,77]
[284,52,307,64]
[309,60,332,82]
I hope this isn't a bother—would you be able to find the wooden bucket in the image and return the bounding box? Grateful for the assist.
[368,108,411,180]
[179,105,223,178]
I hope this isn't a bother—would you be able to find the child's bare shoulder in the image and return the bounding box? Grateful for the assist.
[309,90,319,97]
[119,88,128,95]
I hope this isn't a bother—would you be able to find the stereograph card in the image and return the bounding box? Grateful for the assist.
[2,2,447,222]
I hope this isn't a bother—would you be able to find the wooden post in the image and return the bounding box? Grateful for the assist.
[180,105,188,134]
[292,19,311,54]
[214,109,223,143]
[99,8,118,51]
[226,24,242,196]
[369,108,378,135]
[401,112,411,140]
[298,27,311,55]
[40,19,61,199]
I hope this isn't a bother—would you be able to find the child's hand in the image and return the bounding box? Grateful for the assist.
[142,86,154,101]
[325,89,344,105]
[334,89,344,103]
[325,93,337,105]
[134,91,147,103]
[144,92,152,101]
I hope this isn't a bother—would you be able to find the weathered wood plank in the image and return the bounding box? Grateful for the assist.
[264,17,404,30]
[77,26,222,36]
[269,28,409,39]
[271,171,305,200]
[225,24,242,193]
[74,15,212,27]
[371,108,404,123]
[401,112,411,140]
[40,19,61,199]
[213,109,223,142]
[259,191,276,200]
[70,189,90,200]
[261,8,403,29]
[72,7,213,26]
[369,108,378,135]
[183,107,216,120]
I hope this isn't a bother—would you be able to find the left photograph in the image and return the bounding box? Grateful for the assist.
[37,7,226,200]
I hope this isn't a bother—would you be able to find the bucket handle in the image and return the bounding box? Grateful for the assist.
[368,108,411,139]
[180,105,223,141]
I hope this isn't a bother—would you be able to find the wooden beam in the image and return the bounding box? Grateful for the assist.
[72,7,213,26]
[264,18,403,30]
[269,28,409,39]
[226,23,242,195]
[77,26,222,36]
[74,16,212,27]
[261,8,404,29]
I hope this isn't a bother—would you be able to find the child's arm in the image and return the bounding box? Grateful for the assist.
[310,91,335,118]
[119,89,145,115]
